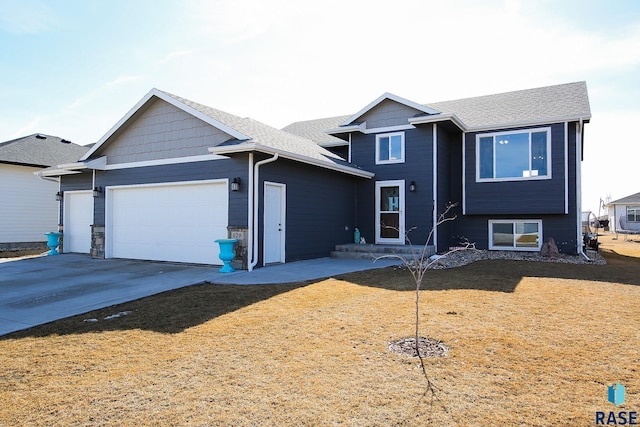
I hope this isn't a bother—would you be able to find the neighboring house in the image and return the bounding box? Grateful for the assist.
[42,81,590,268]
[606,192,640,233]
[0,134,89,250]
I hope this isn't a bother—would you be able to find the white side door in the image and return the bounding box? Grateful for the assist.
[63,190,93,253]
[263,182,286,264]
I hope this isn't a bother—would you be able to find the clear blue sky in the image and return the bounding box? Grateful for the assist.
[1,0,639,213]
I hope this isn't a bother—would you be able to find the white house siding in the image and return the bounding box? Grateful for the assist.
[0,164,58,245]
[104,99,234,164]
[609,204,640,232]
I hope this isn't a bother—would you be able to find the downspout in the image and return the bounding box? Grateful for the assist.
[432,123,438,251]
[348,133,352,163]
[248,152,279,271]
[247,153,254,271]
[575,118,590,261]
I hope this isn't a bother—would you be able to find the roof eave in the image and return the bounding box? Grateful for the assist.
[465,115,592,133]
[39,162,87,177]
[325,123,365,135]
[408,113,467,131]
[208,144,374,179]
[1,160,49,168]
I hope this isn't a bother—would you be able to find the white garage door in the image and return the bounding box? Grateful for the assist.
[107,180,228,265]
[63,191,93,253]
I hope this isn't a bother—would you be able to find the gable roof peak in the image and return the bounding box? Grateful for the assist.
[81,88,252,161]
[340,92,441,126]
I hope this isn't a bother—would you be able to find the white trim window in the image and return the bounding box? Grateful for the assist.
[489,220,542,251]
[627,207,640,223]
[477,128,551,181]
[376,132,405,164]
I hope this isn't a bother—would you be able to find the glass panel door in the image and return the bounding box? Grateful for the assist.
[375,180,405,244]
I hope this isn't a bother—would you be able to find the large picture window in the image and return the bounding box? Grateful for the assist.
[376,132,404,164]
[627,207,640,222]
[489,220,542,251]
[477,128,551,181]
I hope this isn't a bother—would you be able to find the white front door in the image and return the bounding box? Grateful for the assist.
[263,182,285,264]
[63,190,93,253]
[375,180,405,244]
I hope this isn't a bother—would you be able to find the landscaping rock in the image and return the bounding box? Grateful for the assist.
[541,237,560,258]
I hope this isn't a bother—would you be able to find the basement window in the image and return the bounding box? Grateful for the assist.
[489,220,542,251]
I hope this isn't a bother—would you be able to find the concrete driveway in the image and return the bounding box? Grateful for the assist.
[0,254,401,336]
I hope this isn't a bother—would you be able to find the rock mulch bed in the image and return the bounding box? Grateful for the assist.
[426,248,606,269]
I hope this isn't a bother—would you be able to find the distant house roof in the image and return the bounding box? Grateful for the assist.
[283,81,591,143]
[0,134,90,168]
[607,192,640,205]
[80,89,373,178]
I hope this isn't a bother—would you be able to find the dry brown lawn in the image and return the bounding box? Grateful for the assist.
[1,234,639,426]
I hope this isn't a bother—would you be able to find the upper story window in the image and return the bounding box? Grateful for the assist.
[476,128,551,182]
[376,132,404,164]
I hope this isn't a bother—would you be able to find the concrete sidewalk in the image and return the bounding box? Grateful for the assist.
[0,254,401,336]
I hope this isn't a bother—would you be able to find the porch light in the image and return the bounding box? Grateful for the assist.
[231,177,241,192]
[55,191,63,201]
[409,181,416,192]
[93,186,102,198]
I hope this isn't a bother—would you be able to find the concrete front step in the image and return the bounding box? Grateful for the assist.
[331,243,435,260]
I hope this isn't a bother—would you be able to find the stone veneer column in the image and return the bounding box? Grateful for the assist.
[227,226,248,270]
[91,225,105,259]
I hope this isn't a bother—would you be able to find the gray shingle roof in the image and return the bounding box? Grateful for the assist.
[283,82,591,142]
[0,134,90,167]
[160,91,348,164]
[425,81,591,129]
[282,116,350,146]
[608,192,640,205]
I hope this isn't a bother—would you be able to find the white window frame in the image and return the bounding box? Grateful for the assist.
[375,132,405,165]
[488,219,543,251]
[627,207,640,223]
[476,127,551,182]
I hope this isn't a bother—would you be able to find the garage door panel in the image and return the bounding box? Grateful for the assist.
[108,181,228,265]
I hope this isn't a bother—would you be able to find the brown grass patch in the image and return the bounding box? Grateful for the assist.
[1,234,638,426]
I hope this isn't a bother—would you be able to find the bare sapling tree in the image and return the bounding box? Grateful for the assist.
[376,202,474,361]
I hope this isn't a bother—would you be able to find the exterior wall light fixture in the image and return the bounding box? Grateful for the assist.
[93,186,103,198]
[409,181,416,192]
[56,191,63,201]
[231,177,241,192]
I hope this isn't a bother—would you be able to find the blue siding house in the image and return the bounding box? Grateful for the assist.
[284,82,591,255]
[44,82,591,267]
